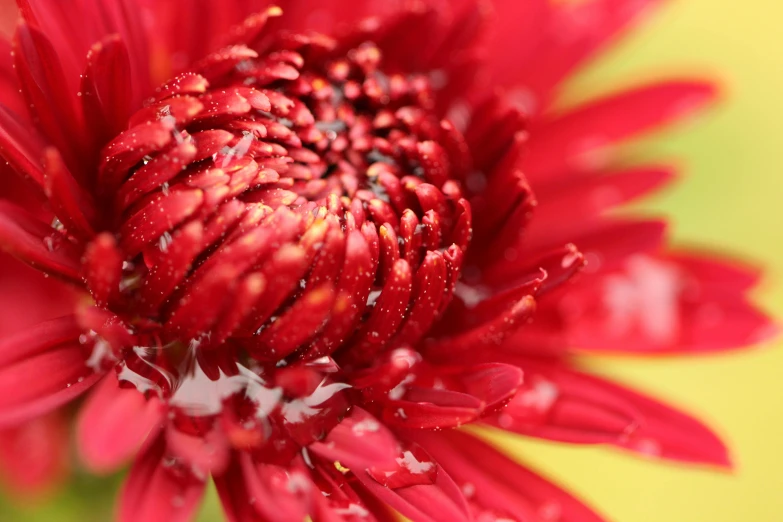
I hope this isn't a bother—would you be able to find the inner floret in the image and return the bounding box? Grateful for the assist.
[75,19,473,452]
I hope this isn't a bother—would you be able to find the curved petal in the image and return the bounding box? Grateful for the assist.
[547,254,777,353]
[488,0,668,110]
[413,429,605,522]
[0,343,100,427]
[118,434,206,522]
[0,201,83,282]
[76,372,165,473]
[0,255,78,336]
[355,442,471,522]
[523,81,717,180]
[0,315,80,367]
[483,359,732,467]
[0,411,69,496]
[378,364,524,429]
[309,408,399,471]
[214,453,263,522]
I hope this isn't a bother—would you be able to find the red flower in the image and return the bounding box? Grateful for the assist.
[0,0,775,520]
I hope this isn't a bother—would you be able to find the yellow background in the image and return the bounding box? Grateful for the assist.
[1,0,782,520]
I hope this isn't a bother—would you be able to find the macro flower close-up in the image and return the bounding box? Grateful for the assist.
[0,0,779,521]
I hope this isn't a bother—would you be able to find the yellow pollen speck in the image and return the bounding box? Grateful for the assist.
[334,294,350,313]
[267,5,283,17]
[245,274,265,294]
[308,286,332,305]
[334,461,350,474]
[312,78,327,91]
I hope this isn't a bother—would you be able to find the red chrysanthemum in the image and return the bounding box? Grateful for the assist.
[0,0,775,520]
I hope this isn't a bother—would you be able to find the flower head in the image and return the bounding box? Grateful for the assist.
[0,1,775,521]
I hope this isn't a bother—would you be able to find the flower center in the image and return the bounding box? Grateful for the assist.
[79,19,472,455]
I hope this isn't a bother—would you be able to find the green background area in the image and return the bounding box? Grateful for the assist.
[2,0,781,520]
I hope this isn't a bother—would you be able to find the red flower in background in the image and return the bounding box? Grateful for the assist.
[0,0,775,520]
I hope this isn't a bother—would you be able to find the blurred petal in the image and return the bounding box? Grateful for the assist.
[483,360,732,467]
[77,372,165,473]
[413,429,605,522]
[524,81,717,180]
[0,411,69,496]
[118,434,206,522]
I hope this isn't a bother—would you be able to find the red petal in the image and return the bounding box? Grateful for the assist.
[524,81,717,179]
[240,454,314,522]
[99,119,177,192]
[119,188,204,257]
[305,230,376,359]
[81,233,124,307]
[117,140,199,211]
[13,22,87,174]
[0,315,80,367]
[425,295,537,360]
[76,373,164,473]
[0,344,99,427]
[0,104,46,189]
[547,253,777,353]
[0,411,69,497]
[118,434,206,522]
[166,424,230,477]
[0,200,82,281]
[81,35,133,148]
[354,445,471,522]
[483,361,642,445]
[413,430,606,522]
[42,147,97,239]
[0,255,79,335]
[519,219,667,275]
[380,363,524,430]
[255,283,336,359]
[485,359,733,467]
[490,0,666,109]
[309,408,398,471]
[215,454,264,522]
[531,165,676,233]
[138,220,205,314]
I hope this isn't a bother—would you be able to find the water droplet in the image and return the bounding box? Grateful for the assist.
[281,380,351,424]
[158,231,173,252]
[368,447,437,489]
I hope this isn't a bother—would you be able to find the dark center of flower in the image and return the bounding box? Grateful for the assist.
[78,12,472,459]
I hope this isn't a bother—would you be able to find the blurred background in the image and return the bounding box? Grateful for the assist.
[0,0,781,520]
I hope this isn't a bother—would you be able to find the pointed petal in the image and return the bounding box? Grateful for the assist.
[484,359,732,467]
[413,430,606,522]
[483,361,642,445]
[42,147,98,239]
[215,454,264,522]
[0,344,100,427]
[81,35,133,147]
[531,166,676,233]
[0,411,69,496]
[0,104,46,189]
[549,254,777,353]
[13,22,87,173]
[0,200,82,281]
[524,81,717,179]
[491,0,668,109]
[354,443,471,522]
[239,454,314,522]
[76,373,165,473]
[0,315,80,367]
[309,408,398,471]
[118,434,206,522]
[380,364,524,429]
